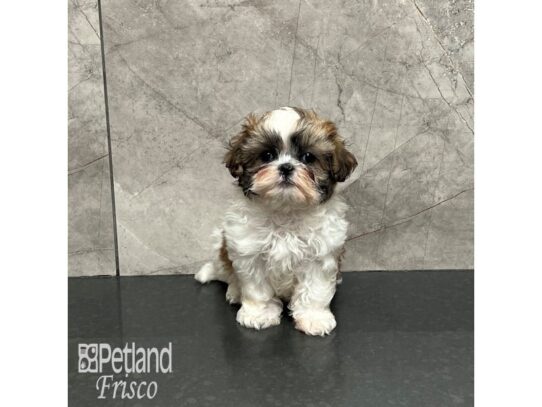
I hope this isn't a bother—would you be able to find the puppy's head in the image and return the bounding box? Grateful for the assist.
[224,107,357,209]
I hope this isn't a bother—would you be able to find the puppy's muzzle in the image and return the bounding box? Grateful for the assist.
[278,163,294,179]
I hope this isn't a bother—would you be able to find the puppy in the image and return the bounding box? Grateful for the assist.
[195,107,357,336]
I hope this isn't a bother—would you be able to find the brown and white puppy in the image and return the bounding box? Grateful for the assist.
[195,107,357,336]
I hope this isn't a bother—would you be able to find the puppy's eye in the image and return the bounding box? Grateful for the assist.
[260,151,275,163]
[300,152,316,164]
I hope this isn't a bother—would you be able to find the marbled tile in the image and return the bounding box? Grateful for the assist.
[68,0,116,276]
[424,189,473,269]
[100,0,474,274]
[101,0,301,274]
[283,0,474,271]
[413,0,474,92]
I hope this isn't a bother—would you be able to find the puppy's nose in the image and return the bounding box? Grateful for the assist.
[278,163,294,176]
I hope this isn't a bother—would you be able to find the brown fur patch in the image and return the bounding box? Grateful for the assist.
[219,236,234,278]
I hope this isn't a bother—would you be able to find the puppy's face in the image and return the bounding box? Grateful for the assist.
[225,107,357,208]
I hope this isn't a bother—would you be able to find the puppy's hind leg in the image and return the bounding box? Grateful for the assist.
[195,230,231,283]
[195,231,241,304]
[195,261,240,304]
[225,274,241,304]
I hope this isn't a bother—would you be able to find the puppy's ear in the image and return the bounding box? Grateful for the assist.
[332,142,358,182]
[224,113,259,178]
[224,132,244,178]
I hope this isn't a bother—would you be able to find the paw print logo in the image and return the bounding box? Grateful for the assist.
[78,344,98,373]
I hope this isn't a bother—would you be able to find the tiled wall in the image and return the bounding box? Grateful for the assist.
[68,0,474,276]
[68,0,116,276]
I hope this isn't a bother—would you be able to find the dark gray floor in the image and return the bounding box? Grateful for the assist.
[69,271,473,406]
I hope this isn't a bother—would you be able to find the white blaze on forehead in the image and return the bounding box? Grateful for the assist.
[263,107,300,145]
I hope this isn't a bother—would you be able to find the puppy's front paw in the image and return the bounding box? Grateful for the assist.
[294,309,336,336]
[236,301,282,330]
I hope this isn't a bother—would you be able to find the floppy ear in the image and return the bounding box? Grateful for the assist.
[333,142,358,182]
[223,113,259,178]
[224,132,244,178]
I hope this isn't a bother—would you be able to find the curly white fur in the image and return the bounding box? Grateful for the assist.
[196,194,348,336]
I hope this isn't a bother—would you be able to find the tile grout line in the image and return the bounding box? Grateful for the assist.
[97,0,120,277]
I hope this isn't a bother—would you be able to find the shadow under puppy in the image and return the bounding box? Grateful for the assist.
[195,107,357,336]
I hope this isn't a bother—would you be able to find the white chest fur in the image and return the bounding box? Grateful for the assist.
[221,196,349,293]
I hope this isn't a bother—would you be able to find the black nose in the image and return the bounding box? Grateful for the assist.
[278,163,294,176]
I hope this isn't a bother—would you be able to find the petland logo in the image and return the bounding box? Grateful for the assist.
[78,342,172,400]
